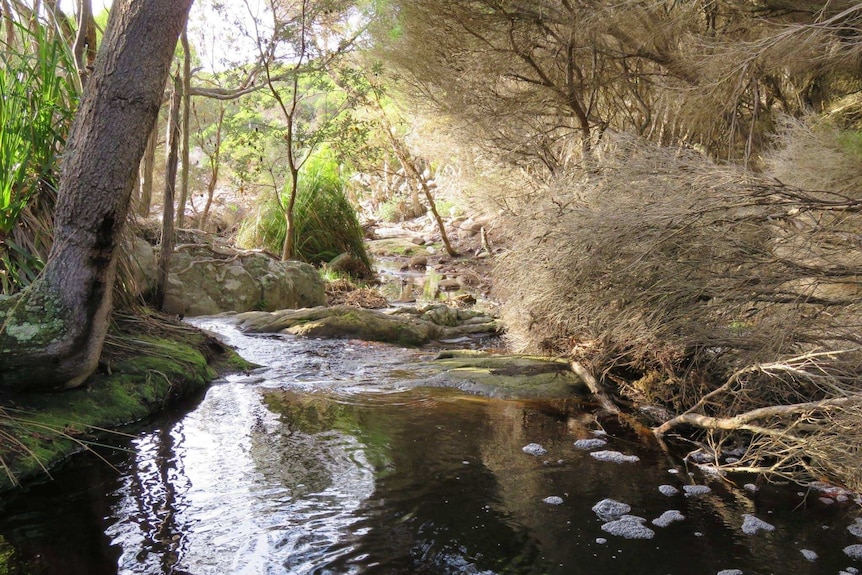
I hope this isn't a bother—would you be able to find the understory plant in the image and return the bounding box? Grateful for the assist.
[238,152,372,277]
[0,22,79,294]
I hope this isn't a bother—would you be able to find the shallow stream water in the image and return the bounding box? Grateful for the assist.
[1,317,861,574]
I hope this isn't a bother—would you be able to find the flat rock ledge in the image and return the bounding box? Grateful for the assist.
[229,303,500,347]
[399,350,589,399]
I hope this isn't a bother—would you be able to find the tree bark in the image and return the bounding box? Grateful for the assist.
[176,26,192,228]
[0,0,193,391]
[155,74,181,311]
[73,0,98,85]
[138,116,158,217]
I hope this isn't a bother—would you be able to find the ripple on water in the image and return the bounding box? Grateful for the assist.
[108,380,376,575]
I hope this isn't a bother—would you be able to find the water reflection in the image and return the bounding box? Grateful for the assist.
[0,318,861,575]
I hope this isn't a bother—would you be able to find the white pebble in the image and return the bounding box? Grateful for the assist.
[601,515,655,540]
[659,485,679,496]
[683,485,712,497]
[574,438,608,450]
[522,443,547,456]
[717,570,743,575]
[846,567,859,575]
[848,522,862,538]
[595,538,607,544]
[543,496,564,505]
[592,498,632,521]
[743,483,758,493]
[590,450,640,464]
[652,510,685,527]
[800,549,818,562]
[845,544,862,560]
[741,514,775,535]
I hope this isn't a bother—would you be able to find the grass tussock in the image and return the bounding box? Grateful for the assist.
[237,158,372,278]
[494,133,862,489]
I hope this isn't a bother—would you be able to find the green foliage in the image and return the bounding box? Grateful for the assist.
[0,22,79,293]
[836,129,862,159]
[0,23,77,234]
[238,150,372,275]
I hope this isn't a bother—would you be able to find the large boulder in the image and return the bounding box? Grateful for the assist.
[132,241,325,316]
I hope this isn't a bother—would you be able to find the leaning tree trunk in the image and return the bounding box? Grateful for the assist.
[0,0,193,392]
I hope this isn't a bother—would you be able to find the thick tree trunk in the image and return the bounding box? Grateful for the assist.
[0,0,193,391]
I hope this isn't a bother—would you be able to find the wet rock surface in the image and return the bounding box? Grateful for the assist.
[397,349,588,399]
[229,303,500,347]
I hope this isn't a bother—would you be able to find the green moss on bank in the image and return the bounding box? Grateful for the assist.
[0,313,252,492]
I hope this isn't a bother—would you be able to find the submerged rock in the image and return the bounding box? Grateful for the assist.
[573,438,607,450]
[523,443,548,456]
[590,450,640,464]
[543,496,564,505]
[845,544,862,560]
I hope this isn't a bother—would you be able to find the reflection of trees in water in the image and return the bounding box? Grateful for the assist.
[112,424,190,574]
[273,388,547,573]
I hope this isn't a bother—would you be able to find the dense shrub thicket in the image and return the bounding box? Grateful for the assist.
[494,133,862,488]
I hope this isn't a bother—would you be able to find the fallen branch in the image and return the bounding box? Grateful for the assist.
[571,361,621,414]
[654,395,861,436]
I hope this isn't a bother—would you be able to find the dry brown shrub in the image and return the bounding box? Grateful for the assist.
[326,279,388,309]
[766,115,862,193]
[493,133,862,488]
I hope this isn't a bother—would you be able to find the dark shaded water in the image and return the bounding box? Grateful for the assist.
[1,318,861,574]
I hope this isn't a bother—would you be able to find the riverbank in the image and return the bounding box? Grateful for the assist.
[0,309,252,493]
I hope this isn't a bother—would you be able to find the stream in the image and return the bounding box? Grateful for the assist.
[1,316,861,574]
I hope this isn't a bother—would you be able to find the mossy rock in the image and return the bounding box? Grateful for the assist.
[232,305,438,346]
[396,351,588,399]
[231,304,500,346]
[365,238,431,258]
[0,314,251,492]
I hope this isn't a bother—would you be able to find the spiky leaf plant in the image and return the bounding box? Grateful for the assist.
[0,22,79,294]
